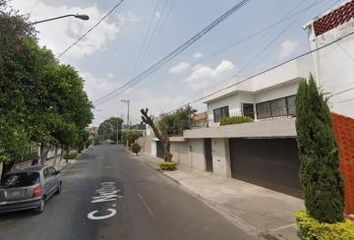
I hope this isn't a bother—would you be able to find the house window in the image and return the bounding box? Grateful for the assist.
[256,102,271,119]
[213,106,229,122]
[256,95,296,119]
[286,95,296,116]
[270,98,287,117]
[242,103,255,119]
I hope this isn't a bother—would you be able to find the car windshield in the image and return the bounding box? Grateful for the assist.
[1,172,40,188]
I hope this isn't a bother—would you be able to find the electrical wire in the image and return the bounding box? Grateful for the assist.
[166,29,354,113]
[94,0,253,105]
[57,0,125,59]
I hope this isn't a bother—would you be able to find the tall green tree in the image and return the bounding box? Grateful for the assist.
[295,75,344,223]
[98,117,123,140]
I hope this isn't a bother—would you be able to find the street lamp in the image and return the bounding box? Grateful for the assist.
[30,14,89,25]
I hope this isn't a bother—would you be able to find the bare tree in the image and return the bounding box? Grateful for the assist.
[140,108,172,162]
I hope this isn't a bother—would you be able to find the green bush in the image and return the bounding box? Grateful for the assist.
[295,211,354,240]
[21,151,38,163]
[131,143,141,155]
[160,161,177,171]
[220,116,253,126]
[64,152,78,160]
[93,138,101,145]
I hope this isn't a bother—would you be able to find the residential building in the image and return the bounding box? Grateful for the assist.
[139,0,354,215]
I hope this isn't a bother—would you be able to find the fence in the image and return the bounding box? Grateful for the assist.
[332,113,354,217]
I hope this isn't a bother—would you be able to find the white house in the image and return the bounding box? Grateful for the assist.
[140,0,354,203]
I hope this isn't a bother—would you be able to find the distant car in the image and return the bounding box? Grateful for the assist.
[0,165,62,214]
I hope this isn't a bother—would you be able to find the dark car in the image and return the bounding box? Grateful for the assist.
[0,165,62,214]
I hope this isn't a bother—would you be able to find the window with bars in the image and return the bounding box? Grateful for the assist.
[242,103,255,119]
[213,106,229,123]
[256,95,296,119]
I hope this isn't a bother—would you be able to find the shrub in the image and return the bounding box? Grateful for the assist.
[220,116,253,126]
[131,143,141,155]
[64,152,78,160]
[160,161,177,171]
[93,138,101,145]
[21,151,38,163]
[296,77,344,223]
[295,211,354,240]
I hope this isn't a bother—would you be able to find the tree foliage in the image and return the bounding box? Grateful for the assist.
[0,5,93,175]
[295,75,344,223]
[97,117,123,141]
[158,105,196,136]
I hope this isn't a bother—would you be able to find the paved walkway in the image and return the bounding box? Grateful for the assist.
[136,153,305,240]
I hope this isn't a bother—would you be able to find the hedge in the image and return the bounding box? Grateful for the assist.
[160,162,177,171]
[295,211,354,240]
[220,116,253,126]
[64,152,78,160]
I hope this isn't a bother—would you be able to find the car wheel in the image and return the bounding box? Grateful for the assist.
[56,182,62,194]
[34,198,45,214]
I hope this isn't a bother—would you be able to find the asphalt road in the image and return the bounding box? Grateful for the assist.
[0,144,255,240]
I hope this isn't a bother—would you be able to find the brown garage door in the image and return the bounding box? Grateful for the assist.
[229,138,302,198]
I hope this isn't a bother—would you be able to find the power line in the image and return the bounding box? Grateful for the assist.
[167,29,354,113]
[94,0,253,105]
[57,0,125,59]
[130,0,162,77]
[127,0,329,108]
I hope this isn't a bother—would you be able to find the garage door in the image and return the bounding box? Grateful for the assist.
[229,138,302,198]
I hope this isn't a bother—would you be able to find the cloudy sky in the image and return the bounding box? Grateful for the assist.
[11,0,340,126]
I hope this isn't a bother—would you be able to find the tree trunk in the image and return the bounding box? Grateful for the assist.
[53,146,58,168]
[163,138,172,162]
[58,145,65,168]
[1,160,15,184]
[39,144,49,165]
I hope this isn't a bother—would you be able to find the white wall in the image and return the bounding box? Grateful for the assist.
[308,18,354,118]
[170,139,206,172]
[255,80,299,103]
[207,93,254,126]
[211,138,231,177]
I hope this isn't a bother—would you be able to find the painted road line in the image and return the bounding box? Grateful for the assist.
[137,193,156,217]
[270,223,297,232]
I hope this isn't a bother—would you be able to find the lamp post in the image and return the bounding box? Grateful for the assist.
[30,14,89,25]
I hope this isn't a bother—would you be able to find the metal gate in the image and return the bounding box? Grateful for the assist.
[229,138,302,198]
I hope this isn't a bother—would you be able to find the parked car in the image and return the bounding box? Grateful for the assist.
[0,165,62,214]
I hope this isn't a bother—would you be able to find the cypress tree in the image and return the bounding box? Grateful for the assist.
[295,75,344,223]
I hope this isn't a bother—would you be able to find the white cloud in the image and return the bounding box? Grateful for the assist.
[193,52,204,58]
[80,70,119,101]
[278,40,298,60]
[155,11,161,19]
[12,0,138,59]
[184,60,235,89]
[107,73,115,79]
[169,62,191,74]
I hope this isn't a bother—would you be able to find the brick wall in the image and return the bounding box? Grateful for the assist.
[332,113,354,216]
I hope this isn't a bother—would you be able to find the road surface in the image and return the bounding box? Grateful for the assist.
[0,144,255,240]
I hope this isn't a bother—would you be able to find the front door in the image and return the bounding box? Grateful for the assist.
[204,138,213,172]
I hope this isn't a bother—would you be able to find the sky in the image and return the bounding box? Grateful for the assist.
[10,0,342,126]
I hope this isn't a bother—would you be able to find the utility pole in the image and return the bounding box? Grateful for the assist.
[116,116,119,145]
[121,99,130,128]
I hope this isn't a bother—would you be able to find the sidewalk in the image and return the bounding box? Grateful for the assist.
[136,153,304,240]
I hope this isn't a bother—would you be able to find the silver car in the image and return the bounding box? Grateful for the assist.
[0,165,62,214]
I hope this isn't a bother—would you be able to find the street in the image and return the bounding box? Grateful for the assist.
[0,144,255,240]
